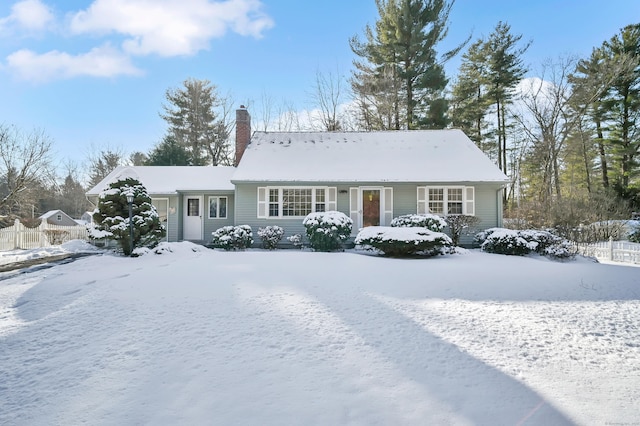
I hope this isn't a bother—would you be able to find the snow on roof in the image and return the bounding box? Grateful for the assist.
[232,129,509,183]
[86,166,236,195]
[38,210,65,219]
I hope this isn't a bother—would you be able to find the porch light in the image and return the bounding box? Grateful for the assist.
[126,190,134,255]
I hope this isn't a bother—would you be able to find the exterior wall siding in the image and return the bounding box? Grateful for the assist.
[234,182,504,247]
[176,192,235,242]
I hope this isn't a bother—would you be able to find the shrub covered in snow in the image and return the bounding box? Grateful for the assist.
[257,225,284,250]
[211,225,253,250]
[476,228,573,258]
[303,211,352,252]
[390,214,446,232]
[92,178,166,256]
[356,226,452,257]
[287,233,304,249]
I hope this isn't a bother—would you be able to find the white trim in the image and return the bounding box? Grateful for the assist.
[258,186,335,219]
[257,187,267,218]
[383,187,393,225]
[465,187,475,216]
[350,186,393,231]
[207,196,228,219]
[419,186,475,216]
[417,187,427,215]
[183,196,204,240]
[349,187,360,234]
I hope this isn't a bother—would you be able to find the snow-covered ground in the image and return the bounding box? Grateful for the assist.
[0,240,100,266]
[1,242,638,425]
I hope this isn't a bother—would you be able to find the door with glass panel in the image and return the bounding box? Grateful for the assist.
[183,196,203,240]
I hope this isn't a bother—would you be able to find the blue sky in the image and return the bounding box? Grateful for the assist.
[0,0,637,177]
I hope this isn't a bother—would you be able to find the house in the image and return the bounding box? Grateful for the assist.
[87,107,509,245]
[87,166,236,242]
[39,210,79,227]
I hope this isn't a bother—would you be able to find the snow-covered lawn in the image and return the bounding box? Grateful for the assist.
[1,242,638,425]
[0,240,100,267]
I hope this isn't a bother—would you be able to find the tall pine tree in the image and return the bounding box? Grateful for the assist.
[350,0,465,130]
[161,78,231,166]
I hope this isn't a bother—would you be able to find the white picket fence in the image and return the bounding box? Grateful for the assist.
[0,219,89,251]
[577,237,640,265]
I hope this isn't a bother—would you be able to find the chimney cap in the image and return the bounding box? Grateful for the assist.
[239,105,246,109]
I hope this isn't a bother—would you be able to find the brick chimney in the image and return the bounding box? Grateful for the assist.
[235,105,251,166]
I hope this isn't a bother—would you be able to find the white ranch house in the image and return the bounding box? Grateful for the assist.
[87,107,509,246]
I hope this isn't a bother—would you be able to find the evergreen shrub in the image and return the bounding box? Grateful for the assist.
[257,225,284,250]
[355,226,452,257]
[211,225,253,250]
[92,178,166,256]
[390,214,446,232]
[303,211,352,252]
[476,228,573,258]
[287,233,304,249]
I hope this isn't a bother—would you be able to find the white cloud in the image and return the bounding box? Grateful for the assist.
[5,44,143,82]
[69,0,274,57]
[0,0,54,32]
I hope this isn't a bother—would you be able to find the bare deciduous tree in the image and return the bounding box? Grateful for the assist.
[0,124,54,216]
[308,68,347,131]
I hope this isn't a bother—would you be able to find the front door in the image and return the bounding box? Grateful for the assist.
[183,196,203,240]
[362,189,381,227]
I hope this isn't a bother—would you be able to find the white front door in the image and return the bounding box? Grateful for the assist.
[183,196,203,240]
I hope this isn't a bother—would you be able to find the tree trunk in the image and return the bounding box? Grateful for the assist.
[595,119,609,188]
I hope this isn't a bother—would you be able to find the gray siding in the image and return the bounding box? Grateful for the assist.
[234,184,309,240]
[203,193,235,242]
[234,182,504,247]
[176,191,235,242]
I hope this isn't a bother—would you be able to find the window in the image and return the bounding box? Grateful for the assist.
[56,214,62,221]
[418,186,475,216]
[187,199,199,216]
[428,188,444,214]
[258,187,336,218]
[447,188,463,214]
[208,196,228,219]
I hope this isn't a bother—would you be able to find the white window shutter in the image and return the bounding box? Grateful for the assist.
[383,187,393,225]
[257,187,267,218]
[349,187,360,233]
[465,186,475,216]
[327,187,337,211]
[417,187,427,214]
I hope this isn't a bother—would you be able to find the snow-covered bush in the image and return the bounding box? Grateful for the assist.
[211,225,253,250]
[287,233,304,249]
[356,226,452,257]
[445,215,480,246]
[476,228,534,256]
[303,211,352,252]
[92,178,166,256]
[257,225,284,250]
[476,228,573,258]
[390,214,446,232]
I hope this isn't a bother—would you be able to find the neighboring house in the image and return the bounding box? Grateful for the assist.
[39,210,79,227]
[79,211,94,225]
[87,107,509,245]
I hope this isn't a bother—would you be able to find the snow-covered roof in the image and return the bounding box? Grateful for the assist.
[38,210,69,219]
[86,166,236,196]
[232,129,509,183]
